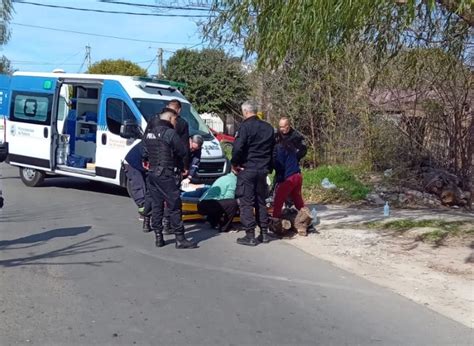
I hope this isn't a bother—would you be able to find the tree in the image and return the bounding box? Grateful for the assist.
[203,0,472,68]
[164,48,250,115]
[87,59,147,77]
[1,0,13,45]
[0,56,12,73]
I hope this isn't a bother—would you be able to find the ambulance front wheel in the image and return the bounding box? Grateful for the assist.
[19,167,45,187]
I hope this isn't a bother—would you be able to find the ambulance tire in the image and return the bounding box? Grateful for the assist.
[19,167,45,187]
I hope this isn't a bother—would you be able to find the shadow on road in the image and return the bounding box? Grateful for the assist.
[39,177,129,198]
[186,224,220,245]
[0,233,121,268]
[0,226,92,250]
[157,223,220,247]
[0,176,20,181]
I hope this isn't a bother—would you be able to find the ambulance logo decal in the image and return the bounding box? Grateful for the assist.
[10,124,16,136]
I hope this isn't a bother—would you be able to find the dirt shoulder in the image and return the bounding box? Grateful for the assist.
[285,205,474,328]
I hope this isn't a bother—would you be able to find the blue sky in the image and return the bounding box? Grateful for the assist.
[1,0,208,74]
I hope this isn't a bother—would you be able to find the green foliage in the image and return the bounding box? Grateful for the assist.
[0,0,13,44]
[87,59,147,77]
[301,165,370,202]
[164,48,250,115]
[204,0,472,68]
[0,56,12,74]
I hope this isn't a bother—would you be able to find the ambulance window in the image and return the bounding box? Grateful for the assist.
[57,96,68,121]
[10,92,52,124]
[106,98,135,135]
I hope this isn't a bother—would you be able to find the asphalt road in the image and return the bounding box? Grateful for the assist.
[0,164,472,345]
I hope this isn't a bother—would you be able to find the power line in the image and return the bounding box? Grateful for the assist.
[145,56,157,73]
[12,1,213,17]
[10,58,156,66]
[98,0,212,12]
[11,61,84,65]
[11,23,202,46]
[57,51,81,66]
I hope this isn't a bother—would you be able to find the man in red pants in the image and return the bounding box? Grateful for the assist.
[273,117,307,217]
[272,134,305,219]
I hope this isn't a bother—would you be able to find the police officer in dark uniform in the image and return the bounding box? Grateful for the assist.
[166,99,190,173]
[124,141,151,221]
[182,134,203,184]
[162,99,190,234]
[231,101,276,246]
[143,109,197,249]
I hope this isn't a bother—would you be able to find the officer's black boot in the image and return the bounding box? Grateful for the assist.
[142,216,151,233]
[237,230,258,246]
[175,228,197,249]
[154,230,165,248]
[257,228,277,243]
[162,217,172,235]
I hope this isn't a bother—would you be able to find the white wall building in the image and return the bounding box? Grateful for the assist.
[200,112,224,132]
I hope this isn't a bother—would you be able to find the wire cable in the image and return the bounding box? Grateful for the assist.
[11,23,202,46]
[98,0,212,12]
[144,56,157,73]
[12,1,213,17]
[10,58,156,66]
[52,50,82,68]
[10,61,84,65]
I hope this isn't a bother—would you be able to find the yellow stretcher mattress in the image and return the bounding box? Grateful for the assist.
[181,198,273,222]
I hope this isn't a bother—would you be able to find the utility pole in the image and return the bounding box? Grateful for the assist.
[157,48,163,78]
[85,45,91,69]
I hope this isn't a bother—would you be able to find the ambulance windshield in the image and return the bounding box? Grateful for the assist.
[133,98,212,139]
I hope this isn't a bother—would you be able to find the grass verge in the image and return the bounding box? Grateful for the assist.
[364,219,474,246]
[301,165,370,203]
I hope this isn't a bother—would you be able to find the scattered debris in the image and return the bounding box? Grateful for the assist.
[321,178,337,189]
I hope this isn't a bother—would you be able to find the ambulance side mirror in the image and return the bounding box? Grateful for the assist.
[120,119,141,139]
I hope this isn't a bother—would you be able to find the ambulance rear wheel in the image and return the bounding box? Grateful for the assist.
[19,167,45,187]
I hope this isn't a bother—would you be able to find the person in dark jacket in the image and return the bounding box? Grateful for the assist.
[272,133,305,219]
[143,109,197,249]
[231,100,276,246]
[124,141,150,220]
[167,99,190,173]
[161,100,191,234]
[144,99,190,172]
[278,117,307,162]
[183,134,203,184]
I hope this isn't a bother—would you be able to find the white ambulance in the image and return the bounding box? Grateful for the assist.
[0,72,228,191]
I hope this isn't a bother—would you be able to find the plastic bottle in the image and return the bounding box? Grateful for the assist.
[311,207,319,225]
[383,201,390,217]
